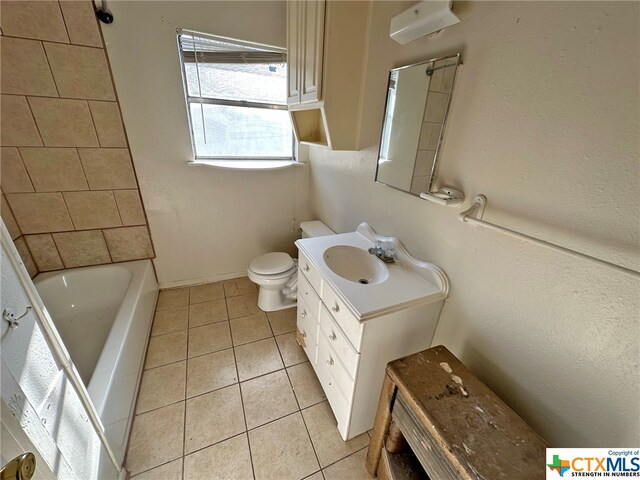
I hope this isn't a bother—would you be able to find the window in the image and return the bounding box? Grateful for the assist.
[177,30,294,161]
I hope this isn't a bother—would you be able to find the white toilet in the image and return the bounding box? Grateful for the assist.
[248,221,334,312]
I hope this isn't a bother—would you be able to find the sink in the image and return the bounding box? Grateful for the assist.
[323,246,389,285]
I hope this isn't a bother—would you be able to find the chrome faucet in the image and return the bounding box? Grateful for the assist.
[368,241,396,263]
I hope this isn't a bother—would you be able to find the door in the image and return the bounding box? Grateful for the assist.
[300,0,325,103]
[286,0,301,105]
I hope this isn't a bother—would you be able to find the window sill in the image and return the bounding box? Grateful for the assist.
[187,159,303,171]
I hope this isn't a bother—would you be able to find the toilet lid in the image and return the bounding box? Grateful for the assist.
[250,252,294,275]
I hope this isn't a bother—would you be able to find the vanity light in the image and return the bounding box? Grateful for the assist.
[390,1,460,45]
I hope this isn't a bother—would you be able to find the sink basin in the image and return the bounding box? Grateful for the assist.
[323,246,389,285]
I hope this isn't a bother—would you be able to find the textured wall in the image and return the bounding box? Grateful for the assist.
[308,1,639,446]
[0,0,154,277]
[101,1,311,288]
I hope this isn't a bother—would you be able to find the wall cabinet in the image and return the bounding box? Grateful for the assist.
[287,0,324,105]
[296,249,445,440]
[286,0,369,150]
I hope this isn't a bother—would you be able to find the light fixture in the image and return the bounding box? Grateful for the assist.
[390,1,460,45]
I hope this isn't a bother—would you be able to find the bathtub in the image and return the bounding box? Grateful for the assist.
[34,260,158,466]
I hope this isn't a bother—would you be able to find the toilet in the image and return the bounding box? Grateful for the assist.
[248,221,335,312]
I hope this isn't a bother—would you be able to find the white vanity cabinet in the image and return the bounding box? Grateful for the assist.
[296,242,447,441]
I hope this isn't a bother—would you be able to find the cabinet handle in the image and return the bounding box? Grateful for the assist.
[332,303,340,313]
[301,310,307,319]
[303,264,310,272]
[329,332,337,341]
[302,330,307,338]
[326,357,334,366]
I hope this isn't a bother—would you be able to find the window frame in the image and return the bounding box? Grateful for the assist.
[176,29,296,162]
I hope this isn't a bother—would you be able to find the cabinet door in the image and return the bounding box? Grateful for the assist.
[300,0,325,104]
[286,0,301,105]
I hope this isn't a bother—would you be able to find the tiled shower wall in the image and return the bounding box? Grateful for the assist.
[0,0,154,277]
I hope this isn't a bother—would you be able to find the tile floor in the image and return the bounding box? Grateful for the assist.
[126,277,373,480]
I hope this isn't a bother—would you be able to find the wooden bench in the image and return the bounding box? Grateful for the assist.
[366,345,548,479]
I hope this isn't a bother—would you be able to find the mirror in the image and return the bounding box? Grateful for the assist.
[375,54,460,196]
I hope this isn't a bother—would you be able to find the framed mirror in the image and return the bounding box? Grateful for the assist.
[375,53,460,196]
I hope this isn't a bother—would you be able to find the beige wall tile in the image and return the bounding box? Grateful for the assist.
[44,43,115,101]
[89,101,127,147]
[418,122,441,151]
[0,95,42,146]
[0,1,69,43]
[24,234,63,271]
[64,190,122,230]
[6,192,73,233]
[1,147,34,193]
[410,175,429,195]
[28,97,98,147]
[114,189,145,225]
[59,1,103,47]
[103,226,153,262]
[20,148,88,192]
[0,37,58,97]
[13,236,38,277]
[424,91,449,124]
[1,193,22,239]
[78,148,137,189]
[413,150,436,177]
[53,230,111,268]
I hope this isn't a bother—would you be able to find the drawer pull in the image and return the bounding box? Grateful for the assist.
[329,332,337,341]
[303,264,310,272]
[326,357,334,366]
[301,310,307,319]
[332,303,340,313]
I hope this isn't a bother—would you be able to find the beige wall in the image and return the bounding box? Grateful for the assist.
[101,1,311,288]
[0,0,154,277]
[309,1,639,446]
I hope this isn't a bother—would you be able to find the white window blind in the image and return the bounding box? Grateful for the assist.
[177,30,294,160]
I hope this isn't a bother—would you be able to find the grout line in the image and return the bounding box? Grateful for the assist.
[180,284,191,478]
[227,307,257,480]
[56,0,72,45]
[13,148,37,192]
[23,96,46,148]
[39,41,62,98]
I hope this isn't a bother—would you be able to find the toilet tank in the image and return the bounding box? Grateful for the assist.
[300,220,335,238]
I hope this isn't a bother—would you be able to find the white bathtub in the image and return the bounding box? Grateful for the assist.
[35,260,158,466]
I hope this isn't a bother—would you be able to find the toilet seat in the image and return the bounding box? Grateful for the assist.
[249,252,294,276]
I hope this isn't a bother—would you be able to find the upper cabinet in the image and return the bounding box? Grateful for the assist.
[287,0,370,151]
[287,1,325,105]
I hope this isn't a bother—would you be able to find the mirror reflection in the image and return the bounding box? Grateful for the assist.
[375,54,460,196]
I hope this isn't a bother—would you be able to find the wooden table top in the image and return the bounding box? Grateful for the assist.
[387,345,548,480]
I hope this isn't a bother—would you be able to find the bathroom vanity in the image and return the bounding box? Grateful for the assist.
[295,223,449,440]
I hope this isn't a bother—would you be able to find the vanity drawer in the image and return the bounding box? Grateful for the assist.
[318,329,355,403]
[298,250,323,296]
[320,284,364,352]
[318,305,359,378]
[314,353,350,430]
[297,295,318,365]
[297,272,321,319]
